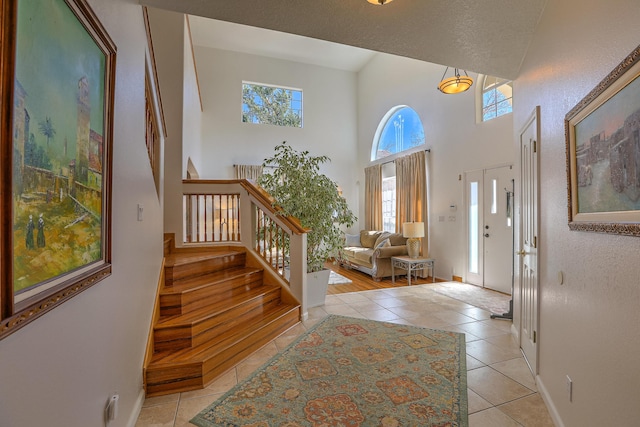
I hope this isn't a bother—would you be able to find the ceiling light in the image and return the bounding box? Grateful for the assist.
[437,67,474,94]
[367,0,394,5]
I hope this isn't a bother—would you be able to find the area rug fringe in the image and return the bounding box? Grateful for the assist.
[191,314,468,427]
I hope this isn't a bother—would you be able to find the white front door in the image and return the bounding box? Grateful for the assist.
[519,107,540,374]
[465,166,514,294]
[483,165,514,294]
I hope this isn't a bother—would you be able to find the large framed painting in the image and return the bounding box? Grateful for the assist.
[565,44,640,236]
[0,0,116,339]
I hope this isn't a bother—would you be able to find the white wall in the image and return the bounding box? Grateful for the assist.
[514,1,640,425]
[0,1,163,426]
[146,8,185,244]
[183,19,203,175]
[357,54,514,279]
[192,47,359,219]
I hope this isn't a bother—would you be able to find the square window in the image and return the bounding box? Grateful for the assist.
[242,82,303,128]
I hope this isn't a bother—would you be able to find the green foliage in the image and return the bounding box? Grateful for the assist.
[242,85,302,127]
[24,133,51,169]
[258,142,356,273]
[38,116,56,146]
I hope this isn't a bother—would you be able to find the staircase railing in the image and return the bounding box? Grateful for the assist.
[181,179,309,315]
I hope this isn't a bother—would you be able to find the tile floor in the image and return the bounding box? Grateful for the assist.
[135,282,555,427]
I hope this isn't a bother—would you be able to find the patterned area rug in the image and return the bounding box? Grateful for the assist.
[191,315,468,427]
[328,270,352,285]
[431,282,511,315]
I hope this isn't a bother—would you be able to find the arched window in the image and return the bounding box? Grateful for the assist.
[481,75,513,122]
[371,106,425,161]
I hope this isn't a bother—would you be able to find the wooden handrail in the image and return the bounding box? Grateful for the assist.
[184,178,308,235]
[239,179,309,235]
[180,179,310,319]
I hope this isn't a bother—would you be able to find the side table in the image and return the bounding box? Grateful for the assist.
[391,256,435,286]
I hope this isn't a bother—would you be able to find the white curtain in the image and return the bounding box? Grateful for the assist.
[234,164,263,180]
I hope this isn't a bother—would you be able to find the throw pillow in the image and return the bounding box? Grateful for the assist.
[360,230,381,248]
[345,233,361,247]
[388,233,408,246]
[373,232,391,249]
[375,238,391,249]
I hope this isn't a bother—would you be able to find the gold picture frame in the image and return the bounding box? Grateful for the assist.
[565,44,640,236]
[0,0,116,339]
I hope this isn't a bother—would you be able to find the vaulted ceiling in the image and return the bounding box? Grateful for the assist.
[141,0,548,79]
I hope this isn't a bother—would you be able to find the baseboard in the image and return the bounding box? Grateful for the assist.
[452,275,463,282]
[126,388,146,427]
[536,376,564,427]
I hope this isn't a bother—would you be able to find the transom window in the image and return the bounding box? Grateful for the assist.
[482,75,513,121]
[242,82,303,128]
[372,106,425,161]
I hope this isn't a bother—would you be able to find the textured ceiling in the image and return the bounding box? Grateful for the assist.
[141,0,548,79]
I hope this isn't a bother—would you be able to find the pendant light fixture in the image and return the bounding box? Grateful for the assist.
[437,67,474,94]
[367,0,394,5]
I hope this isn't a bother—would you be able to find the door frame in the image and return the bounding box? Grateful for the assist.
[515,106,541,375]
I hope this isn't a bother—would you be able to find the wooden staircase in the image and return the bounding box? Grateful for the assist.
[144,244,301,397]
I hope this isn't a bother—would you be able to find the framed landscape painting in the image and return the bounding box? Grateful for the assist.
[565,44,640,236]
[0,0,116,339]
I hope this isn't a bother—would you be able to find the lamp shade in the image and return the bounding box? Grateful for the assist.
[402,222,424,238]
[367,0,394,4]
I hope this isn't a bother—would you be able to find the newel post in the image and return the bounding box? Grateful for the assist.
[239,190,255,250]
[289,232,308,320]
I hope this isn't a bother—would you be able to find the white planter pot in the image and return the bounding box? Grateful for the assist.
[307,269,331,308]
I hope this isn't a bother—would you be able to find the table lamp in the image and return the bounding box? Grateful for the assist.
[403,222,424,258]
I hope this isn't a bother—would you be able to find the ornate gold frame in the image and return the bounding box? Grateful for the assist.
[565,44,640,236]
[0,0,115,339]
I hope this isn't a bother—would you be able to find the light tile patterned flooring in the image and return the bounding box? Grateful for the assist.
[135,282,555,427]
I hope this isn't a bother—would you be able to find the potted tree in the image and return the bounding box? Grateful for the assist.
[258,141,356,307]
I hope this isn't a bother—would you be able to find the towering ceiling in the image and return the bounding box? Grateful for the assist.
[141,0,548,79]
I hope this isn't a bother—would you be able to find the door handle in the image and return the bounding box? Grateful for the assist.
[484,233,490,238]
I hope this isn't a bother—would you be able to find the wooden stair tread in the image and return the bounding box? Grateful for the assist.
[164,250,241,268]
[149,303,299,367]
[146,238,301,396]
[161,266,261,295]
[156,283,281,328]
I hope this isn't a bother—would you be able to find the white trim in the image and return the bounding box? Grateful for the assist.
[536,376,565,427]
[242,80,303,92]
[125,388,146,427]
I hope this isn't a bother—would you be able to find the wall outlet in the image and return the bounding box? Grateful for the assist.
[566,375,573,402]
[105,393,119,421]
